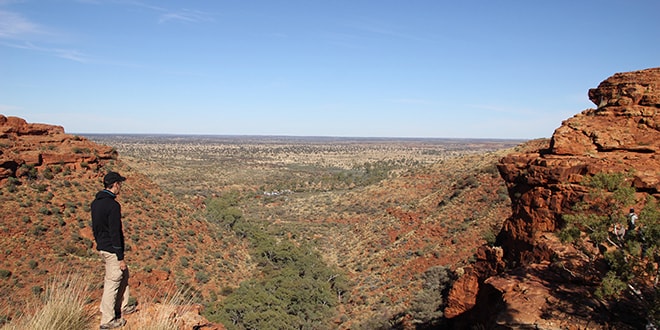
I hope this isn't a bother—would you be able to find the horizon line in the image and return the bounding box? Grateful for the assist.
[77,132,531,142]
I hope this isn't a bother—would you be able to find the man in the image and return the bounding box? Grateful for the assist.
[627,208,638,232]
[614,222,626,242]
[625,208,639,241]
[92,171,135,329]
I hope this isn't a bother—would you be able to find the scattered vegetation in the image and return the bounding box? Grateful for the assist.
[1,133,518,328]
[559,172,659,325]
[203,193,349,329]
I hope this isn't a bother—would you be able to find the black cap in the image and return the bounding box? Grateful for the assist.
[103,172,126,186]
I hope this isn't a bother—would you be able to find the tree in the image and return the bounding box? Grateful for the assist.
[206,191,243,230]
[408,266,454,325]
[203,195,344,329]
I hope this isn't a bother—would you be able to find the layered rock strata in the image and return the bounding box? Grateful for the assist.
[0,115,116,182]
[446,68,660,328]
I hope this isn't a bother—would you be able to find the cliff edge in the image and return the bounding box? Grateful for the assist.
[0,115,117,182]
[446,68,660,329]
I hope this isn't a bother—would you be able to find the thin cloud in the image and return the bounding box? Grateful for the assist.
[158,9,213,24]
[0,10,42,39]
[73,0,158,9]
[3,41,90,62]
[0,1,207,64]
[0,8,89,62]
[73,0,213,24]
[53,48,89,62]
[347,19,429,43]
[114,0,166,12]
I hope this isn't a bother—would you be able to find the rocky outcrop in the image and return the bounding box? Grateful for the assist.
[498,68,660,265]
[0,115,117,182]
[445,68,660,328]
[0,115,65,136]
[444,246,505,319]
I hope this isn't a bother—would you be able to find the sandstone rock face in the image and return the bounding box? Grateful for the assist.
[0,115,65,136]
[444,245,505,319]
[445,68,660,327]
[498,68,660,265]
[0,115,117,182]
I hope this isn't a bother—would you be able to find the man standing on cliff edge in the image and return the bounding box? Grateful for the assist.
[92,171,135,329]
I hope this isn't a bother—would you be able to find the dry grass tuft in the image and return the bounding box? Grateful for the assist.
[1,273,94,330]
[1,274,200,330]
[125,289,199,330]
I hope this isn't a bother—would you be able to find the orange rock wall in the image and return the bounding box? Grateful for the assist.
[498,67,660,264]
[0,115,117,182]
[445,67,660,325]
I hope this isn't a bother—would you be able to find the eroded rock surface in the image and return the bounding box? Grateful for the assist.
[0,115,117,182]
[446,68,660,329]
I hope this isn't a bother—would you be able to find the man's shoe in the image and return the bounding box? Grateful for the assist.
[121,305,137,315]
[100,318,126,329]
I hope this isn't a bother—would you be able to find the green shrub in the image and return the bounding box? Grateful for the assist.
[408,266,454,324]
[185,243,197,254]
[31,224,48,236]
[31,286,43,296]
[6,177,20,193]
[19,164,38,180]
[195,271,210,284]
[219,286,234,296]
[595,271,627,299]
[0,269,11,279]
[482,227,497,246]
[43,167,54,180]
[72,147,90,154]
[560,172,658,324]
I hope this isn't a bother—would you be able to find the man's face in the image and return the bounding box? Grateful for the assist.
[114,181,122,194]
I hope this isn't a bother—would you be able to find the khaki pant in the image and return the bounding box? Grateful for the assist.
[99,251,130,325]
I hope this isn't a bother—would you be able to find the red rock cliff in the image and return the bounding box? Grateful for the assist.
[498,68,660,265]
[445,68,660,328]
[0,115,117,182]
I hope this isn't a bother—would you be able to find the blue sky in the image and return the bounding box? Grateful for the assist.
[1,0,658,139]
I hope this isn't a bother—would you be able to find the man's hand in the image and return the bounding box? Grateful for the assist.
[119,260,127,271]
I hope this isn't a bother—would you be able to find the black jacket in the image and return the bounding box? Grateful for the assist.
[91,190,125,260]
